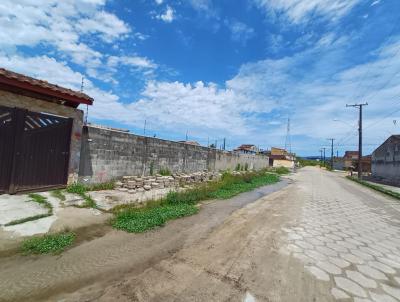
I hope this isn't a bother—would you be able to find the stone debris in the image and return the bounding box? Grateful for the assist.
[115,171,223,194]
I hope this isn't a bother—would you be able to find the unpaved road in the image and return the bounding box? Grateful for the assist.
[1,167,400,302]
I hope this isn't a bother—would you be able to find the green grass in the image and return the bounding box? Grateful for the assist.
[51,189,66,202]
[112,169,284,233]
[66,183,97,208]
[21,232,76,254]
[346,176,400,200]
[112,203,198,233]
[159,167,171,176]
[5,214,52,226]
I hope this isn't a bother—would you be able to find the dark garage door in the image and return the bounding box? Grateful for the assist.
[0,105,72,194]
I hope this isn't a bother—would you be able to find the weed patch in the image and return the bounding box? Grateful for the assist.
[21,232,76,254]
[51,189,66,201]
[112,204,198,233]
[66,183,97,208]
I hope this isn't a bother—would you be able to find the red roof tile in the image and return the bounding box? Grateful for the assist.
[0,68,93,106]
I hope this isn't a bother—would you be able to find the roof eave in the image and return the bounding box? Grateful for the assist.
[0,76,93,106]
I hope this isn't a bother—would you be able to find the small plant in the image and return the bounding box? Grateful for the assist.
[235,164,241,171]
[159,167,171,176]
[244,163,249,171]
[150,161,154,176]
[21,232,76,254]
[66,183,97,208]
[51,189,66,201]
[87,182,115,191]
[66,183,87,195]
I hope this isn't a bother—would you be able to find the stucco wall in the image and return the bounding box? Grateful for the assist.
[0,90,83,183]
[273,159,294,168]
[79,125,270,183]
[372,136,400,182]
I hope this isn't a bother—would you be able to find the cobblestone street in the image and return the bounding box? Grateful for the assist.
[284,168,400,302]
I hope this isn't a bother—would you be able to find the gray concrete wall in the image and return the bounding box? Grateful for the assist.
[0,90,83,183]
[79,125,269,183]
[372,136,400,182]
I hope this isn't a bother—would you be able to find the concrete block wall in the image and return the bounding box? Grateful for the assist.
[79,125,270,184]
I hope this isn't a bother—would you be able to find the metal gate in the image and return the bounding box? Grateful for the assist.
[0,105,72,194]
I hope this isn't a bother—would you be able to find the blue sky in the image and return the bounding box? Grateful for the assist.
[1,0,400,156]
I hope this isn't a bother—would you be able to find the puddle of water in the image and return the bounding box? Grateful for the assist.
[244,292,256,302]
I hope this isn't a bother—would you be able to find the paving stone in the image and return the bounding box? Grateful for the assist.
[305,250,327,261]
[315,246,338,257]
[351,249,374,261]
[395,277,400,285]
[329,257,351,268]
[381,284,400,300]
[357,265,388,280]
[317,261,342,275]
[334,277,367,297]
[369,292,397,302]
[305,265,330,281]
[368,261,396,274]
[295,240,314,250]
[354,298,372,302]
[345,270,377,289]
[292,252,313,264]
[340,253,365,265]
[331,287,350,299]
[327,243,348,253]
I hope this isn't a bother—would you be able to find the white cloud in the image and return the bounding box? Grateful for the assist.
[107,55,157,69]
[254,0,361,23]
[371,0,381,6]
[0,0,130,66]
[157,6,175,23]
[225,20,255,45]
[155,0,163,5]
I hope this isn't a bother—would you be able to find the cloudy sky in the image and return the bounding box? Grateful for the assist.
[1,0,399,155]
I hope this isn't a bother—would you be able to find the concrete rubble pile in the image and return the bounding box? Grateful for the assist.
[114,171,222,193]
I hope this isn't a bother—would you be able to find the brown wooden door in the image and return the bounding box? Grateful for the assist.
[0,105,73,194]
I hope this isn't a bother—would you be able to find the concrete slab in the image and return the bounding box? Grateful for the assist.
[0,194,47,225]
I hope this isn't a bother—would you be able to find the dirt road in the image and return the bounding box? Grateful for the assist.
[1,167,400,301]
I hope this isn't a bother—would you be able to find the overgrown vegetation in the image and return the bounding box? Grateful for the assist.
[66,183,97,208]
[346,176,400,200]
[51,189,66,201]
[21,232,76,254]
[150,161,155,176]
[112,203,198,233]
[112,168,286,233]
[4,193,53,226]
[159,167,171,176]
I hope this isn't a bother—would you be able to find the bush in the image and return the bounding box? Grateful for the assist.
[21,232,76,254]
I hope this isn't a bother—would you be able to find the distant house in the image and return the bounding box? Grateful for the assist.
[266,147,295,168]
[372,135,400,182]
[234,144,259,154]
[343,151,359,169]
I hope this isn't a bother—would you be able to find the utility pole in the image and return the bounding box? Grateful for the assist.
[319,149,323,163]
[223,138,226,151]
[322,147,326,166]
[346,103,368,179]
[185,130,188,141]
[327,138,335,170]
[143,119,147,136]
